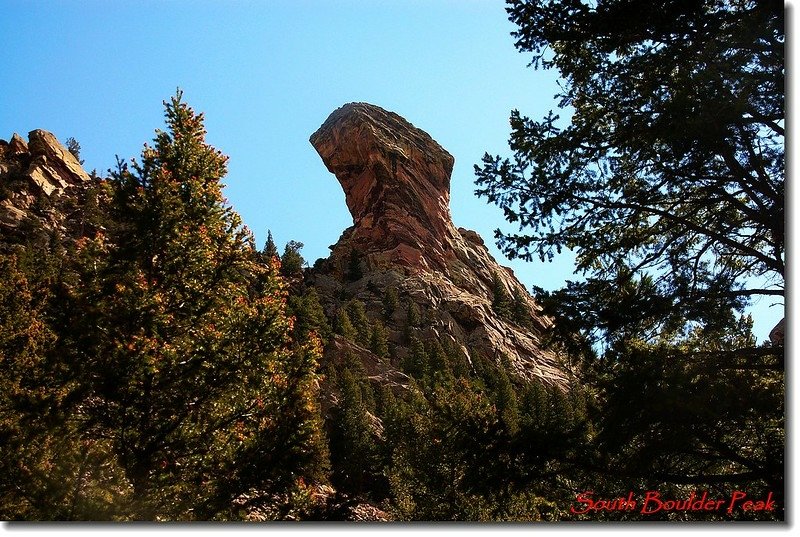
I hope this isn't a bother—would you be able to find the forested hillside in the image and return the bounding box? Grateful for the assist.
[0,0,783,522]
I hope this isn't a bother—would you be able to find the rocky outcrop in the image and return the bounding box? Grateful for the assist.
[310,102,458,272]
[769,318,785,346]
[310,103,569,387]
[0,130,92,235]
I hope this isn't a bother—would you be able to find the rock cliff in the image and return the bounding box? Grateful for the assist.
[309,103,569,387]
[0,130,92,239]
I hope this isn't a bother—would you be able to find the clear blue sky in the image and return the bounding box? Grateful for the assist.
[0,0,783,341]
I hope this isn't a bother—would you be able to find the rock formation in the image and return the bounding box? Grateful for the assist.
[310,103,569,387]
[310,103,458,272]
[0,130,92,236]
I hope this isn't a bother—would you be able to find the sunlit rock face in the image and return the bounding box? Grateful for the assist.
[310,102,459,272]
[1,129,92,233]
[310,103,569,387]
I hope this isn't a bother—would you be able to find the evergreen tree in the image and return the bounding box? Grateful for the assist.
[426,339,452,384]
[494,368,520,436]
[262,230,279,260]
[490,273,511,320]
[402,337,429,380]
[375,384,398,420]
[341,352,376,414]
[280,240,305,277]
[287,287,332,342]
[346,247,363,282]
[330,368,377,495]
[474,1,784,516]
[334,308,357,342]
[369,319,390,359]
[383,287,399,318]
[0,252,126,520]
[404,300,421,342]
[406,300,421,327]
[346,299,372,347]
[441,339,471,379]
[15,91,330,519]
[510,288,531,328]
[65,136,84,165]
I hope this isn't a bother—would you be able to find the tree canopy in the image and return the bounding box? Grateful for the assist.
[0,92,328,520]
[476,0,783,349]
[475,0,784,518]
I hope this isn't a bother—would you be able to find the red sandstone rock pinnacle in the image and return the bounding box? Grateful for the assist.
[310,102,463,271]
[310,103,570,387]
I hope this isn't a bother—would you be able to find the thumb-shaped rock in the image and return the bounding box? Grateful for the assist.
[310,103,569,388]
[310,102,461,271]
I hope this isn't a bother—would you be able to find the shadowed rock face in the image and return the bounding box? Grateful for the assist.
[310,103,570,388]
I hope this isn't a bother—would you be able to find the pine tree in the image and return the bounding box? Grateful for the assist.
[347,299,372,347]
[406,300,421,327]
[46,91,329,519]
[65,136,84,165]
[383,287,399,318]
[477,3,784,514]
[0,252,121,520]
[331,368,377,494]
[344,351,377,415]
[494,368,520,436]
[402,337,429,380]
[491,272,511,320]
[262,230,279,260]
[426,339,452,384]
[510,288,531,328]
[287,287,332,342]
[370,319,390,359]
[442,340,471,380]
[334,308,357,341]
[347,247,363,282]
[280,240,304,277]
[404,300,422,341]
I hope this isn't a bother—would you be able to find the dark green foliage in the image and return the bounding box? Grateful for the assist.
[369,319,390,359]
[262,230,278,260]
[406,300,421,327]
[280,240,304,277]
[333,308,357,342]
[65,137,84,165]
[379,364,590,521]
[441,339,472,379]
[346,299,371,347]
[383,287,399,317]
[287,287,332,342]
[375,384,397,419]
[346,247,363,282]
[490,272,511,319]
[402,336,429,380]
[341,352,376,414]
[592,326,784,517]
[0,92,329,520]
[403,300,422,342]
[493,367,520,436]
[0,252,119,520]
[474,0,784,518]
[510,288,531,328]
[93,93,327,518]
[328,357,379,495]
[476,0,784,345]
